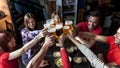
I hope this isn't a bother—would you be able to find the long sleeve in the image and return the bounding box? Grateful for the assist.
[60,48,71,68]
[77,44,108,68]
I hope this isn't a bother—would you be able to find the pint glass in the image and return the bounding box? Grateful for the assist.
[55,23,63,38]
[63,25,70,35]
[47,27,56,37]
[65,20,74,30]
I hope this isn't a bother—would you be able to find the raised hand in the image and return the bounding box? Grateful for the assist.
[43,35,55,47]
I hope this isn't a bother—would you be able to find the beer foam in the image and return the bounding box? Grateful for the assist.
[65,20,73,25]
[63,26,70,29]
[55,24,63,29]
[48,28,56,32]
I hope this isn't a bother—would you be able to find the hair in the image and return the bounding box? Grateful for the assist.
[87,10,101,20]
[24,13,37,30]
[0,31,13,52]
[51,11,62,21]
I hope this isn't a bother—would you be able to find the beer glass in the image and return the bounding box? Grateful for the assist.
[63,25,70,35]
[55,23,63,38]
[46,19,55,25]
[65,20,74,30]
[43,23,51,29]
[47,27,56,37]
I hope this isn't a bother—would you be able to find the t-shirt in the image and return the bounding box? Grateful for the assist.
[77,22,103,35]
[106,36,120,65]
[77,22,103,53]
[0,52,19,68]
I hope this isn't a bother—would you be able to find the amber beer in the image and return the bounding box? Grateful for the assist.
[63,26,70,35]
[65,20,74,30]
[55,23,63,38]
[47,28,56,37]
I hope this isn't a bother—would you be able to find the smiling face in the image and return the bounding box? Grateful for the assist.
[27,18,36,30]
[114,28,120,44]
[88,16,100,31]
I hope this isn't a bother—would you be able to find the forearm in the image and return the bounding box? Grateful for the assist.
[26,44,49,68]
[9,36,42,60]
[77,45,108,68]
[75,37,95,48]
[78,32,96,40]
[60,48,71,68]
[69,38,108,68]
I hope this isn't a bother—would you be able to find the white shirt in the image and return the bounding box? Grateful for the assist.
[77,44,109,68]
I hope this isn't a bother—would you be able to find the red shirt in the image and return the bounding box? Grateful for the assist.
[60,48,71,68]
[0,52,19,68]
[106,36,120,65]
[77,22,103,35]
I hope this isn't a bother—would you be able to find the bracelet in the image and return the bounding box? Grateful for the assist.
[34,37,39,42]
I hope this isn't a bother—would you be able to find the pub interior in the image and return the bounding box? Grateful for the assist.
[0,0,120,68]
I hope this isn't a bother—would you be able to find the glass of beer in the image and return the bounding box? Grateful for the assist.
[55,23,63,38]
[47,27,56,37]
[65,20,74,30]
[44,23,51,29]
[46,19,55,27]
[63,25,70,35]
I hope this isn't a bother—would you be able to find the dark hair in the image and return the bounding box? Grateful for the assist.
[24,13,37,30]
[0,31,13,52]
[87,10,101,20]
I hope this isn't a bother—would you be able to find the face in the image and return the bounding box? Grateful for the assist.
[8,37,16,49]
[54,15,60,23]
[28,18,36,30]
[88,16,99,31]
[114,28,120,44]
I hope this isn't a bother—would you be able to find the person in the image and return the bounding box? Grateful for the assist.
[0,30,49,68]
[26,35,55,68]
[77,27,120,67]
[51,11,62,24]
[77,10,103,46]
[76,10,104,61]
[68,29,120,68]
[21,13,48,66]
[57,34,71,68]
[67,30,108,68]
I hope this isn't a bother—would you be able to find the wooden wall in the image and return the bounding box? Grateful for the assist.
[0,0,13,31]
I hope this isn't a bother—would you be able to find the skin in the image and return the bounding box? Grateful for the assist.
[68,30,119,67]
[88,16,100,31]
[0,28,47,63]
[77,28,120,66]
[28,18,36,30]
[26,35,55,68]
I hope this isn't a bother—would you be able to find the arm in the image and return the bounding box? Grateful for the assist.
[78,32,107,43]
[26,35,55,68]
[68,37,108,68]
[9,29,46,60]
[58,34,71,68]
[75,37,95,48]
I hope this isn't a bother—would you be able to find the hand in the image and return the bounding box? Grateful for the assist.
[40,28,48,37]
[68,30,75,40]
[57,33,66,47]
[39,60,49,68]
[43,35,55,48]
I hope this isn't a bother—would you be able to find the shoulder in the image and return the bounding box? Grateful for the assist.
[77,21,88,27]
[0,52,10,61]
[21,28,30,34]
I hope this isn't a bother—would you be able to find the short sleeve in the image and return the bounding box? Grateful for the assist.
[0,52,9,64]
